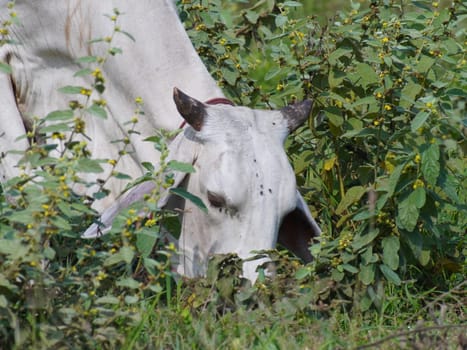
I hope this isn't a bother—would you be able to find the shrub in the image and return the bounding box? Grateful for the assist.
[180,0,466,309]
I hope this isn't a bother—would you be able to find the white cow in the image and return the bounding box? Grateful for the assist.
[0,0,320,280]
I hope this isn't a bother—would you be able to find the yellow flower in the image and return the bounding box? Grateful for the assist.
[80,88,92,96]
[375,92,383,99]
[145,219,157,227]
[384,104,392,111]
[414,153,421,163]
[413,179,425,189]
[381,37,390,44]
[135,96,143,104]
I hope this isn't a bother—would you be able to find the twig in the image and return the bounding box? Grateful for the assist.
[355,324,467,349]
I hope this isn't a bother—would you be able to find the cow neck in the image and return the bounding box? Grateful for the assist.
[178,97,235,129]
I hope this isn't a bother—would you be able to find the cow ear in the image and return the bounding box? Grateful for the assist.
[280,100,313,132]
[277,190,321,262]
[173,87,207,131]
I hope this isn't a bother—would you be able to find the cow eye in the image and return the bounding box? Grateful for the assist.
[207,190,226,208]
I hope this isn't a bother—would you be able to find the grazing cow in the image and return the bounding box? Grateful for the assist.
[0,0,320,280]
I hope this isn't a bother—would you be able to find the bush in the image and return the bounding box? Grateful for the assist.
[180,0,466,308]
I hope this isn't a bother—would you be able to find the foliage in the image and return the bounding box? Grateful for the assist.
[180,0,466,308]
[0,0,466,348]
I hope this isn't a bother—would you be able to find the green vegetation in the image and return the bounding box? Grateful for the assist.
[1,0,466,348]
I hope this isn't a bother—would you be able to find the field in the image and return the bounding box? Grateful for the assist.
[0,0,466,348]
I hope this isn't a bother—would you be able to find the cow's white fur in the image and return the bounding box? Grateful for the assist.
[0,0,222,210]
[0,0,320,281]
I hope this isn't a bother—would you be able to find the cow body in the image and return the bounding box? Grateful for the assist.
[1,1,320,281]
[0,0,222,210]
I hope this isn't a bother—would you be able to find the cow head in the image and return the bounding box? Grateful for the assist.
[83,88,321,281]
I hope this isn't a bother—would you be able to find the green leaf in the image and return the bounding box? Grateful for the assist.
[87,104,107,119]
[39,123,72,134]
[336,186,366,215]
[400,82,422,109]
[73,68,93,77]
[295,267,311,280]
[275,14,288,28]
[76,158,104,173]
[412,187,426,209]
[0,61,12,74]
[104,246,135,267]
[265,68,281,81]
[397,192,420,232]
[121,30,136,42]
[113,172,132,180]
[382,236,400,270]
[325,107,344,128]
[352,229,379,251]
[410,111,430,132]
[245,10,260,24]
[142,162,154,172]
[116,278,140,289]
[421,143,440,186]
[331,268,345,282]
[342,264,359,274]
[379,264,401,285]
[58,85,84,94]
[96,296,120,304]
[221,67,238,85]
[355,63,378,88]
[170,188,207,213]
[168,160,195,173]
[44,109,74,121]
[419,249,431,266]
[136,229,159,258]
[76,55,98,63]
[416,55,435,73]
[50,216,72,230]
[359,263,375,285]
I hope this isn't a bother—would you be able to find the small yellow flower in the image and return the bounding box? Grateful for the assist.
[144,219,157,227]
[0,28,8,35]
[432,2,439,7]
[384,104,392,111]
[414,153,421,163]
[29,261,37,267]
[413,179,425,189]
[135,96,143,104]
[107,159,117,166]
[195,23,206,31]
[80,88,92,96]
[131,116,139,123]
[375,92,383,99]
[381,37,390,44]
[425,102,433,108]
[96,271,107,281]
